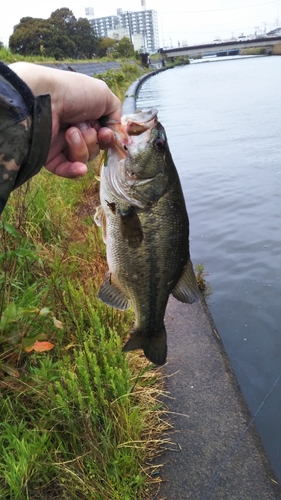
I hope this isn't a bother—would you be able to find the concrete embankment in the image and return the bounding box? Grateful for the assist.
[45,61,123,76]
[123,72,281,499]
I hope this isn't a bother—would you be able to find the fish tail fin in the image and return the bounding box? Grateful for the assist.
[122,326,167,366]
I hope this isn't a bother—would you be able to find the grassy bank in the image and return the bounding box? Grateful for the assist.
[241,45,281,56]
[0,169,167,500]
[0,62,168,499]
[0,46,148,68]
[94,62,145,100]
[272,42,281,55]
[240,47,268,55]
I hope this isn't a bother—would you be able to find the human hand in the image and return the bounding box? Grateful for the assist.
[9,62,122,178]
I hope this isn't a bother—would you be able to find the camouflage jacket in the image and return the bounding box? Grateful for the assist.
[0,62,52,214]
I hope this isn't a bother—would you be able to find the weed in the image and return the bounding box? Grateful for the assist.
[241,47,267,55]
[272,42,281,55]
[94,63,145,99]
[195,263,211,298]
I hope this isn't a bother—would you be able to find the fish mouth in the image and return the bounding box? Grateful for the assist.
[123,108,158,136]
[105,108,159,159]
[105,108,158,133]
[103,109,159,202]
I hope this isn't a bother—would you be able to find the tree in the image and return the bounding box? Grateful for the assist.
[9,17,55,56]
[9,16,76,59]
[49,8,77,38]
[9,8,100,60]
[73,18,99,59]
[114,37,135,58]
[96,37,117,58]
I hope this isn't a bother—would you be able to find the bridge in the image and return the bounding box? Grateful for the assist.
[160,36,281,58]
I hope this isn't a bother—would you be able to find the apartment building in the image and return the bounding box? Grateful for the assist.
[89,8,159,53]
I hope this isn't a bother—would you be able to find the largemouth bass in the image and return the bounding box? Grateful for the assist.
[95,108,199,365]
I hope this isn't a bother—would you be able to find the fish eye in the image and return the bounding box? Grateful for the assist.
[153,137,166,151]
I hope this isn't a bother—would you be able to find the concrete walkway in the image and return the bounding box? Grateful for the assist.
[46,61,123,76]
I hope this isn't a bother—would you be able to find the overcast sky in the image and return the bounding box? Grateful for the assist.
[0,0,280,48]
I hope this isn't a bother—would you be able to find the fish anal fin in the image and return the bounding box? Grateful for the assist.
[172,258,200,304]
[119,207,143,248]
[122,326,167,365]
[98,272,130,310]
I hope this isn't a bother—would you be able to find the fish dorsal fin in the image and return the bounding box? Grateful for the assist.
[172,258,200,304]
[98,272,130,310]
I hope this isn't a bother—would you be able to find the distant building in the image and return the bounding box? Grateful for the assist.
[132,33,146,52]
[90,15,119,39]
[85,7,94,21]
[108,26,130,41]
[90,8,159,53]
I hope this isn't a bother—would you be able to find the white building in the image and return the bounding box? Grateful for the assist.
[107,26,130,41]
[90,8,159,53]
[90,15,119,39]
[85,7,94,21]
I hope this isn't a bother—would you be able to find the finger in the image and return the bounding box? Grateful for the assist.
[76,123,100,160]
[65,127,89,163]
[45,152,88,178]
[97,128,116,150]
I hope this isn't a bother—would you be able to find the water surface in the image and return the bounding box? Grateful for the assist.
[137,56,281,481]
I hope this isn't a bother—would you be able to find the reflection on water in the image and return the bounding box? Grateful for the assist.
[137,57,281,481]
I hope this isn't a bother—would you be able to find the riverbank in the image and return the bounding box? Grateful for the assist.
[272,42,281,54]
[123,68,281,499]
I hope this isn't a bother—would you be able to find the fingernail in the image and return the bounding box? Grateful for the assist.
[77,122,90,131]
[69,129,81,145]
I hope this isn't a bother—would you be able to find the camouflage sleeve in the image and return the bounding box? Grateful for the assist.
[0,62,52,214]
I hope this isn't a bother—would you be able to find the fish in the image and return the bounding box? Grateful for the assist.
[94,108,199,365]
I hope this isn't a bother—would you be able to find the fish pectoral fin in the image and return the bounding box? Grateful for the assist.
[94,205,103,227]
[98,272,130,310]
[118,207,143,249]
[172,258,200,304]
[122,326,167,365]
[94,205,107,243]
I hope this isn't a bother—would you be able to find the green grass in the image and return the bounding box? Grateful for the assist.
[0,57,187,499]
[0,164,166,499]
[240,47,267,55]
[94,62,147,100]
[0,46,147,67]
[272,42,281,55]
[0,46,60,64]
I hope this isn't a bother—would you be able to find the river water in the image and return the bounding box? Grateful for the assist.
[136,56,281,482]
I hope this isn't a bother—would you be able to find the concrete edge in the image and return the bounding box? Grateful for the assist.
[122,67,170,115]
